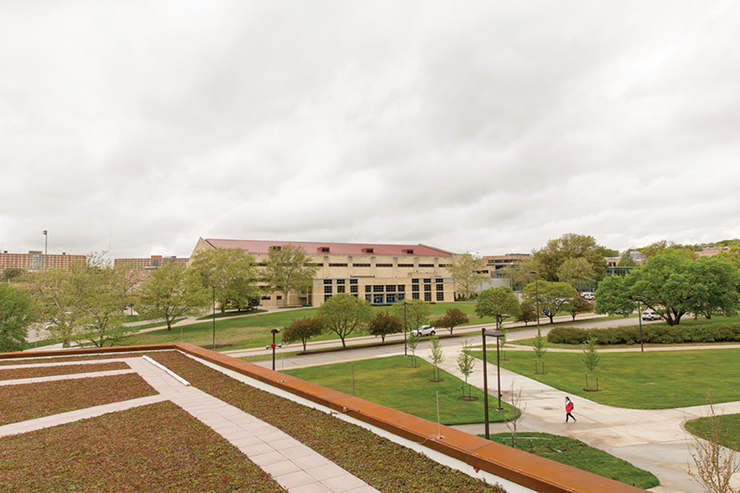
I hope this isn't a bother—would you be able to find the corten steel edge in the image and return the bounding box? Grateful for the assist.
[176,343,645,493]
[2,343,645,492]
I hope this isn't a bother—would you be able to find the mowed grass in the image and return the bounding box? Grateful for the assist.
[0,401,284,493]
[284,355,518,425]
[126,301,494,350]
[685,413,740,451]
[484,432,659,490]
[471,347,740,409]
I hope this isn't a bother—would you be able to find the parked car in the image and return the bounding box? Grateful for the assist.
[641,310,661,321]
[415,325,436,337]
[581,292,595,301]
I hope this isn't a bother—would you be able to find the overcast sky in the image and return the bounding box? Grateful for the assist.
[2,1,739,260]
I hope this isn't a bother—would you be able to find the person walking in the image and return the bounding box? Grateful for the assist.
[565,396,576,423]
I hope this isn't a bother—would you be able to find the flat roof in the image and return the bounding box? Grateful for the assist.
[204,239,453,257]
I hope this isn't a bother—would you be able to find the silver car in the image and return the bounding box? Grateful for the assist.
[415,325,436,337]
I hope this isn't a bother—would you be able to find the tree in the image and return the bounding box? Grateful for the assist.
[0,283,37,352]
[34,254,137,348]
[581,337,600,390]
[263,244,318,308]
[685,256,740,319]
[317,293,372,348]
[448,252,488,299]
[368,311,403,343]
[564,295,594,321]
[112,263,144,314]
[1,268,25,283]
[138,263,209,331]
[475,286,521,330]
[502,381,526,449]
[532,332,547,374]
[189,247,260,314]
[282,317,324,352]
[688,393,740,493]
[392,299,431,332]
[407,332,420,367]
[433,308,469,335]
[532,233,608,283]
[457,339,477,400]
[499,257,542,291]
[618,250,638,267]
[557,257,597,291]
[428,335,444,381]
[594,276,635,317]
[516,302,538,326]
[521,280,578,324]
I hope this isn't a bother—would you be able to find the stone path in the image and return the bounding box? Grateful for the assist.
[0,357,377,493]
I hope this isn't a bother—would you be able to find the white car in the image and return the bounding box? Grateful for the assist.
[581,292,595,301]
[415,325,436,337]
[641,310,661,321]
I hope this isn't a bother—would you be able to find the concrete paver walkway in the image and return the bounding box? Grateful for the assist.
[0,357,378,493]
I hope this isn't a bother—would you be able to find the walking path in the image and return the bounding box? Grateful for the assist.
[0,357,377,493]
[429,343,740,493]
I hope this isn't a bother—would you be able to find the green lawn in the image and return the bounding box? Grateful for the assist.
[125,302,496,350]
[471,347,740,409]
[484,432,659,490]
[284,355,518,425]
[685,413,740,451]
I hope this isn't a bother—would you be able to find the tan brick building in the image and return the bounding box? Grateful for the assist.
[191,238,455,307]
[114,255,189,270]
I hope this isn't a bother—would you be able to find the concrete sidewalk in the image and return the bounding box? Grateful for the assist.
[1,357,378,493]
[430,343,735,493]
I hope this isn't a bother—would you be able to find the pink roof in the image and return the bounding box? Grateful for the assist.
[204,239,452,257]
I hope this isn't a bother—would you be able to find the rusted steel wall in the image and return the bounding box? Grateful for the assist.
[4,343,646,492]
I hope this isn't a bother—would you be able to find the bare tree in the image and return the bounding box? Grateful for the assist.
[501,380,526,449]
[688,394,740,493]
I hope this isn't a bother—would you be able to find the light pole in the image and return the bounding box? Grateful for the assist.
[212,286,216,356]
[636,298,644,352]
[530,271,540,334]
[42,230,48,271]
[269,328,281,370]
[403,301,411,357]
[482,327,504,440]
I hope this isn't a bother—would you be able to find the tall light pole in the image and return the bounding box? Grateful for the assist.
[482,327,505,440]
[270,328,281,370]
[212,286,216,356]
[42,230,48,271]
[403,301,411,357]
[636,298,644,352]
[530,271,540,335]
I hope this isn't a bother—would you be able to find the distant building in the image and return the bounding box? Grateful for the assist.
[191,238,455,307]
[481,253,531,278]
[0,250,86,275]
[696,245,729,258]
[114,255,189,270]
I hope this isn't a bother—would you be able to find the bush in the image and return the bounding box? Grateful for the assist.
[548,322,740,346]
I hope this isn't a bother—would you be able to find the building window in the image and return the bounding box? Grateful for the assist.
[373,294,384,304]
[412,284,419,292]
[373,285,384,293]
[424,284,431,292]
[352,263,371,267]
[436,278,444,283]
[320,247,330,253]
[337,285,345,293]
[324,279,333,285]
[350,279,358,284]
[424,292,432,302]
[423,279,432,284]
[385,285,396,292]
[337,279,345,285]
[419,264,434,268]
[329,263,348,267]
[436,292,444,302]
[350,285,358,293]
[324,285,332,294]
[397,285,405,292]
[412,292,420,300]
[398,263,413,267]
[365,285,372,293]
[324,294,332,301]
[376,263,393,267]
[398,293,405,301]
[365,294,372,302]
[387,294,396,304]
[436,283,443,291]
[412,278,419,284]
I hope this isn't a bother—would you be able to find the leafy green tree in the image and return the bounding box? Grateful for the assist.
[317,293,372,348]
[532,332,547,373]
[457,339,477,399]
[499,257,542,291]
[448,253,488,299]
[564,295,594,321]
[618,250,638,267]
[189,247,260,314]
[522,280,578,324]
[685,256,740,319]
[581,337,600,389]
[433,308,469,335]
[407,332,420,367]
[557,257,597,291]
[368,311,403,343]
[532,233,608,283]
[594,276,635,317]
[475,286,521,329]
[1,268,25,283]
[516,302,538,326]
[428,335,444,381]
[139,263,209,330]
[392,298,431,332]
[282,317,324,351]
[263,244,318,307]
[0,283,37,352]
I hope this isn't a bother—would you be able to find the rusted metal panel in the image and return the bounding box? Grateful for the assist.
[0,344,176,360]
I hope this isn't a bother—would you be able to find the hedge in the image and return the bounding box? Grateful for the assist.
[547,322,740,346]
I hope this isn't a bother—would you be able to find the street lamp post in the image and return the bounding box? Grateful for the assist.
[403,301,411,357]
[269,328,281,370]
[530,271,540,334]
[482,327,505,440]
[636,298,644,352]
[42,230,48,272]
[212,286,216,356]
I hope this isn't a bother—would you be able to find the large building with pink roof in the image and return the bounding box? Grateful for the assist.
[192,238,455,307]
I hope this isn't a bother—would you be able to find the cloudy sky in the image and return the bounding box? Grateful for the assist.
[2,1,739,260]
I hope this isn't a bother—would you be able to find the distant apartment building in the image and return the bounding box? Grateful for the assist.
[114,255,189,270]
[191,238,455,307]
[696,245,729,257]
[0,250,86,275]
